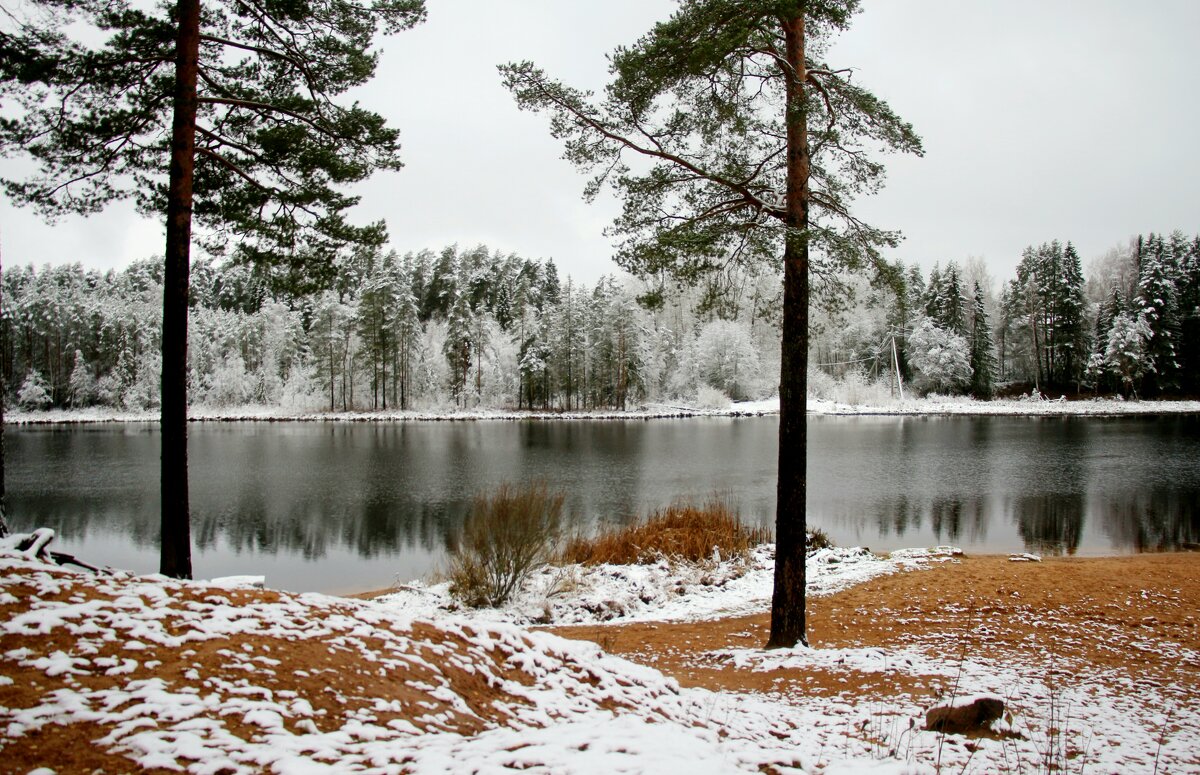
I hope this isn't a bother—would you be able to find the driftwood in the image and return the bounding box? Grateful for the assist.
[14,529,113,575]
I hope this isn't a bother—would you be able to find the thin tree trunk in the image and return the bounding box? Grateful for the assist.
[767,10,810,649]
[160,0,201,579]
[0,232,8,539]
[327,323,335,412]
[341,331,350,411]
[1029,292,1042,390]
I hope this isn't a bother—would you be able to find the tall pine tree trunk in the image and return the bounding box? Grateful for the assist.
[767,10,810,649]
[160,0,200,578]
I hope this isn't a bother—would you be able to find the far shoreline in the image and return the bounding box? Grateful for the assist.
[7,395,1200,425]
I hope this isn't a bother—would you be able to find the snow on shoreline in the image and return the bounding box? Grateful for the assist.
[373,545,963,627]
[9,394,1200,425]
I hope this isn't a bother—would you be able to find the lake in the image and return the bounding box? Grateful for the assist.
[7,415,1200,592]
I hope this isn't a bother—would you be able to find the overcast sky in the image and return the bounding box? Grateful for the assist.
[2,0,1198,290]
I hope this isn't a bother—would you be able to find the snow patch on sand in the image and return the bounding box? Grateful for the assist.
[374,545,962,627]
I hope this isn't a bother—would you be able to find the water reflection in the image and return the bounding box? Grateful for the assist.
[1101,490,1200,551]
[1013,494,1085,556]
[7,415,1200,591]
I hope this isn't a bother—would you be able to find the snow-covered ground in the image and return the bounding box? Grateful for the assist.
[9,393,1200,425]
[372,545,960,627]
[0,532,934,774]
[375,544,1200,773]
[2,532,1196,773]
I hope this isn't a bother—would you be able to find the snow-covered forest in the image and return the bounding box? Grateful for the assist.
[4,231,1198,412]
[807,231,1200,400]
[1,244,782,412]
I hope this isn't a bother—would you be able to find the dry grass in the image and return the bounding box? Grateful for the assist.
[558,495,770,566]
[807,526,834,551]
[448,481,565,607]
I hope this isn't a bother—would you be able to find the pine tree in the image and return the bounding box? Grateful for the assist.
[1,0,426,577]
[502,0,921,647]
[517,304,552,410]
[443,287,473,408]
[1087,288,1124,392]
[1179,235,1200,393]
[1054,242,1089,388]
[393,260,422,411]
[909,318,970,394]
[889,263,925,382]
[68,350,96,407]
[968,283,997,398]
[1104,311,1153,397]
[1013,247,1045,388]
[936,262,968,337]
[17,370,52,409]
[1037,241,1063,383]
[923,265,943,321]
[310,292,355,412]
[1135,234,1181,395]
[552,279,586,411]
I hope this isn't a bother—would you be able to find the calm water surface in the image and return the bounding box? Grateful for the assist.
[8,416,1200,592]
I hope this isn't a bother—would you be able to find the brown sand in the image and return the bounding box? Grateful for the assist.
[548,553,1200,736]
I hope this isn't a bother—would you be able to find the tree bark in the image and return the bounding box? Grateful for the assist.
[160,0,201,579]
[767,10,810,649]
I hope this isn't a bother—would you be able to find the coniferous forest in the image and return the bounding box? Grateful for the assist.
[5,230,1198,413]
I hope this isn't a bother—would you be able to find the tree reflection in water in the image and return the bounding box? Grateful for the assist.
[6,416,1200,591]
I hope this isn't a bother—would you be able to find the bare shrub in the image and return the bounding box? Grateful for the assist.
[559,495,770,566]
[807,527,834,552]
[447,482,565,608]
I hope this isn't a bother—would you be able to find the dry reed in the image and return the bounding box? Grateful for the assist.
[559,495,770,566]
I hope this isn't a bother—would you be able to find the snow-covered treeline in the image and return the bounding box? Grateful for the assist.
[810,231,1200,399]
[6,230,1196,412]
[1,246,782,412]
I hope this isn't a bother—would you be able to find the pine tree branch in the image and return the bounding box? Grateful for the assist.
[198,96,335,137]
[199,33,307,71]
[805,71,838,146]
[514,69,780,220]
[196,146,272,191]
[199,33,332,111]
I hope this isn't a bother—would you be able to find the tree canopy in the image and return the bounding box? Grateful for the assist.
[1,0,424,286]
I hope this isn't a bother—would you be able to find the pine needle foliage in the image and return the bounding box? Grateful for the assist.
[447,482,565,608]
[559,496,770,566]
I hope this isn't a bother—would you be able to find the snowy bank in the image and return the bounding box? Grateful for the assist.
[4,401,777,425]
[806,394,1200,417]
[9,394,1200,425]
[0,531,930,774]
[373,545,963,627]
